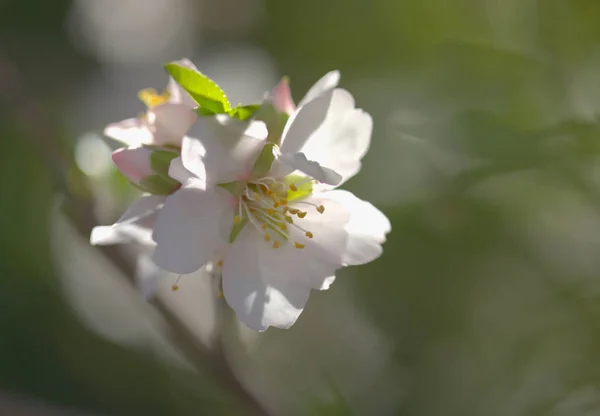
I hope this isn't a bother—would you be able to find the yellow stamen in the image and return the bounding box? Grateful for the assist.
[273,201,280,208]
[233,215,243,225]
[288,208,299,215]
[172,284,179,291]
[273,240,280,249]
[305,231,313,238]
[264,234,271,242]
[289,184,298,192]
[217,290,224,298]
[294,242,305,249]
[279,199,288,206]
[297,211,307,218]
[285,215,294,224]
[317,205,325,214]
[261,223,268,230]
[217,260,223,267]
[266,208,276,216]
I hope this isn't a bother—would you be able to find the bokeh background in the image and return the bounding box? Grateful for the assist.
[3,0,600,414]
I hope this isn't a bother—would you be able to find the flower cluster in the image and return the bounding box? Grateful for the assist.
[91,59,390,331]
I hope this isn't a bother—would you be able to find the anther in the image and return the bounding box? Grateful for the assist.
[289,184,298,192]
[294,242,305,249]
[267,208,276,216]
[217,260,223,267]
[172,284,179,291]
[273,240,280,249]
[305,231,313,238]
[317,205,325,214]
[261,223,268,230]
[297,211,307,218]
[264,234,271,242]
[288,208,299,215]
[273,201,280,208]
[285,215,294,224]
[233,215,243,225]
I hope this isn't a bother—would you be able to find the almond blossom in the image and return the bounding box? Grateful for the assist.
[151,72,390,331]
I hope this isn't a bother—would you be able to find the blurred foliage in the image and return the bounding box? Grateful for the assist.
[4,0,600,415]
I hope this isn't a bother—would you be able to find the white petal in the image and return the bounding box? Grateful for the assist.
[152,182,232,274]
[221,228,334,331]
[104,118,153,147]
[186,117,266,183]
[90,224,153,246]
[281,89,372,185]
[90,195,164,246]
[168,156,190,183]
[297,70,340,108]
[322,190,391,266]
[148,103,197,147]
[287,194,351,268]
[278,152,342,186]
[166,58,200,108]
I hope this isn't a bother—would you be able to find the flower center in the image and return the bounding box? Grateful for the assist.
[138,88,171,109]
[232,176,325,249]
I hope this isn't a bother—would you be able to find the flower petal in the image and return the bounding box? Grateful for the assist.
[168,155,196,184]
[148,103,197,147]
[221,228,334,331]
[281,89,372,186]
[152,181,232,275]
[185,117,266,183]
[278,152,342,186]
[104,117,153,147]
[297,70,340,108]
[112,147,153,183]
[90,195,165,246]
[322,190,391,266]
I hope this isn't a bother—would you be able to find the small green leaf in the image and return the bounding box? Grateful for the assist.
[252,143,277,179]
[165,63,231,114]
[230,104,261,121]
[148,149,179,177]
[138,174,180,195]
[217,181,245,196]
[284,174,313,201]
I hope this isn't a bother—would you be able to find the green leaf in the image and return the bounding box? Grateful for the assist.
[164,63,231,114]
[229,104,261,121]
[138,174,180,195]
[148,149,179,177]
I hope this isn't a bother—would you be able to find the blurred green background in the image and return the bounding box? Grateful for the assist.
[3,0,600,414]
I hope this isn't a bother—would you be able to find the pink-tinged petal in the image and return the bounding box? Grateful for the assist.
[152,182,232,275]
[104,118,154,147]
[148,103,197,147]
[297,70,340,108]
[272,77,296,115]
[321,190,391,266]
[112,147,153,183]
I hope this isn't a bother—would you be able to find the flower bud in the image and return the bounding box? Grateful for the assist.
[271,77,296,115]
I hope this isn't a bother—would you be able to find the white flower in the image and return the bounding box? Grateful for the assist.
[151,72,390,331]
[104,58,198,148]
